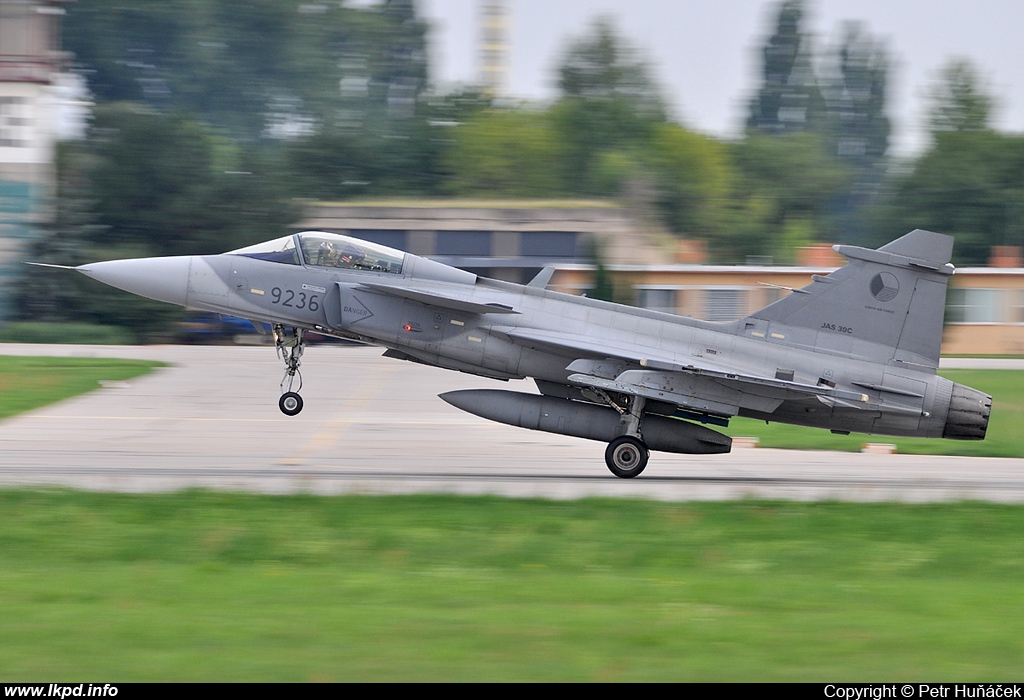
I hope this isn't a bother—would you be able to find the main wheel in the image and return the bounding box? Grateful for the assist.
[605,436,649,478]
[279,391,303,416]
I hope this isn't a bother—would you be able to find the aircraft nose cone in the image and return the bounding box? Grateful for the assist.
[78,256,193,307]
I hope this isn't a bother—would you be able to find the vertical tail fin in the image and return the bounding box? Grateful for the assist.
[748,230,955,368]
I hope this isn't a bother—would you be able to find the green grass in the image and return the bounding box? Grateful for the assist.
[0,322,136,345]
[0,491,1022,681]
[0,356,162,420]
[726,369,1024,456]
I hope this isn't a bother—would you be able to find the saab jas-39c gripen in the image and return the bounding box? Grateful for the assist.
[41,228,991,478]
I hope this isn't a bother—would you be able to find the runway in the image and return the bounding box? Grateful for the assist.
[1,343,1022,502]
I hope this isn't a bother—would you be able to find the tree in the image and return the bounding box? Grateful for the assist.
[821,22,890,174]
[927,58,995,134]
[16,140,186,340]
[875,131,1024,265]
[556,17,665,120]
[87,105,219,255]
[729,132,854,262]
[444,109,563,197]
[19,103,298,339]
[873,60,1013,265]
[813,22,892,244]
[88,103,299,255]
[374,0,429,119]
[645,124,735,239]
[64,0,431,140]
[747,0,824,135]
[551,17,668,195]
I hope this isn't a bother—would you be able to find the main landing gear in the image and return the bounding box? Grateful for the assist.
[606,436,649,479]
[603,394,650,479]
[275,324,305,416]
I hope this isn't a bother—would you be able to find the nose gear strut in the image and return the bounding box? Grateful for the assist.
[274,324,305,415]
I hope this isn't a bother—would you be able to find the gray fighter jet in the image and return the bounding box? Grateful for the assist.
[50,228,991,477]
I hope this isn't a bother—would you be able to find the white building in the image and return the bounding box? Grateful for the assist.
[0,0,83,321]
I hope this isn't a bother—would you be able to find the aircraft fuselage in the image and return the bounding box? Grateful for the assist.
[178,246,969,441]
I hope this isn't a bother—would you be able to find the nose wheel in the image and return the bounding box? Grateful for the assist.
[279,391,303,416]
[275,324,305,415]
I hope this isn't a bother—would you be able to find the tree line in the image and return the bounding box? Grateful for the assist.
[18,0,1024,338]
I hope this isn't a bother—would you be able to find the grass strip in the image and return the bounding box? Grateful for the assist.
[0,356,161,420]
[1,491,1022,681]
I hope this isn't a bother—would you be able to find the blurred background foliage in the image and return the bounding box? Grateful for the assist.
[18,0,1024,339]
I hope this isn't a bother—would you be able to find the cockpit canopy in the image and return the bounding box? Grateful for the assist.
[229,232,405,275]
[229,235,300,265]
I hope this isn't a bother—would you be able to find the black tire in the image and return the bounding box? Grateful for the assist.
[279,391,303,416]
[605,435,649,478]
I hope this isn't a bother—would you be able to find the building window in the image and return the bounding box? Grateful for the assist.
[947,288,1001,323]
[761,287,784,306]
[436,230,492,256]
[704,289,746,321]
[348,229,407,251]
[0,97,27,148]
[638,288,677,314]
[1015,290,1024,324]
[521,231,577,258]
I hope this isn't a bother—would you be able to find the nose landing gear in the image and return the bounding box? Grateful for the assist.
[275,324,305,416]
[279,390,303,416]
